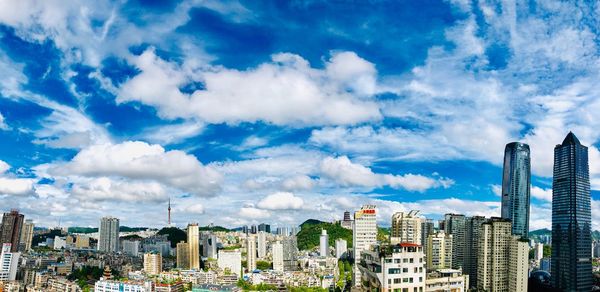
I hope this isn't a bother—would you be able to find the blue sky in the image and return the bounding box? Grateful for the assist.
[0,0,599,230]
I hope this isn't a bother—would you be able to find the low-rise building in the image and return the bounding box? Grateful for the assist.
[425,269,468,292]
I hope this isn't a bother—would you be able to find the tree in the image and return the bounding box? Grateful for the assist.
[256,260,271,270]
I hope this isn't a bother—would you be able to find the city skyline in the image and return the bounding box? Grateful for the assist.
[0,1,599,230]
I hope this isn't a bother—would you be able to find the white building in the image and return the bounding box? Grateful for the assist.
[257,231,266,259]
[98,217,120,253]
[335,239,347,259]
[272,241,284,272]
[391,210,424,244]
[246,235,257,272]
[425,269,469,292]
[0,243,20,281]
[319,229,329,257]
[122,240,140,256]
[426,232,452,270]
[218,250,242,277]
[94,280,153,292]
[509,237,529,292]
[534,242,544,264]
[359,243,426,291]
[353,205,377,286]
[53,236,67,250]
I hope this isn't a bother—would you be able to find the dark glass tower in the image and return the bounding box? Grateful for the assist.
[551,132,592,291]
[500,142,531,237]
[0,210,24,252]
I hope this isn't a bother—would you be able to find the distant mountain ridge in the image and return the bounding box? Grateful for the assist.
[529,228,600,241]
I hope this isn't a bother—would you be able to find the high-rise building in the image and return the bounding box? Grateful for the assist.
[187,223,200,270]
[353,205,377,286]
[335,239,347,259]
[358,243,426,291]
[0,243,19,281]
[246,235,257,271]
[282,236,298,271]
[551,132,592,291]
[176,241,189,269]
[421,219,434,251]
[257,231,266,259]
[75,235,89,249]
[258,223,271,233]
[18,219,34,252]
[501,142,531,237]
[250,225,257,234]
[319,229,329,257]
[122,240,140,256]
[202,232,218,259]
[98,217,119,253]
[0,210,24,252]
[477,218,528,292]
[272,241,284,272]
[464,215,486,288]
[143,252,162,275]
[390,210,423,245]
[534,242,544,265]
[218,249,242,276]
[444,214,466,270]
[426,232,452,270]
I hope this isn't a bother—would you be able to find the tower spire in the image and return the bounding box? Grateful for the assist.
[168,197,171,226]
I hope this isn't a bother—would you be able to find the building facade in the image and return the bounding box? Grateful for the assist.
[501,142,531,237]
[444,214,466,270]
[217,250,242,276]
[426,232,452,270]
[272,241,284,272]
[391,210,423,245]
[257,231,266,259]
[246,235,257,271]
[319,229,329,257]
[143,252,162,275]
[464,215,486,289]
[187,224,200,270]
[176,241,189,269]
[335,239,347,259]
[18,219,34,252]
[551,132,592,291]
[0,210,24,252]
[353,205,378,286]
[359,243,426,292]
[98,217,120,253]
[0,243,19,281]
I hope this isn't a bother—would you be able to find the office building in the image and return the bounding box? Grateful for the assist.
[202,233,218,259]
[444,214,466,270]
[551,132,592,291]
[501,142,531,237]
[258,223,271,233]
[535,243,543,264]
[540,258,551,272]
[0,243,19,281]
[75,235,89,248]
[246,235,257,271]
[257,231,266,259]
[54,236,66,250]
[18,219,34,252]
[353,205,377,286]
[335,239,347,259]
[477,218,528,292]
[319,229,329,257]
[426,232,452,270]
[122,240,140,256]
[98,217,119,253]
[250,225,257,234]
[390,210,423,244]
[0,210,24,252]
[272,241,284,272]
[464,215,486,288]
[218,249,242,276]
[282,236,298,271]
[143,252,162,275]
[187,224,200,270]
[421,219,434,251]
[176,241,189,269]
[358,243,426,291]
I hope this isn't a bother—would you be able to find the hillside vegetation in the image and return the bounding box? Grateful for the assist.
[297,220,352,251]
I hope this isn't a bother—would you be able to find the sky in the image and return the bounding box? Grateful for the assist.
[0,0,599,230]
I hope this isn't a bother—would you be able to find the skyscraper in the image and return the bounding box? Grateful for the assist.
[246,235,257,271]
[272,241,284,272]
[319,229,329,257]
[176,241,189,269]
[501,142,531,237]
[551,132,592,291]
[143,252,162,275]
[187,223,200,270]
[353,205,377,286]
[18,219,34,252]
[257,231,266,259]
[0,243,19,281]
[390,210,423,244]
[218,249,242,276]
[282,236,298,271]
[426,232,452,270]
[464,215,487,288]
[421,219,434,251]
[0,210,24,252]
[335,238,347,259]
[444,214,466,270]
[98,217,119,253]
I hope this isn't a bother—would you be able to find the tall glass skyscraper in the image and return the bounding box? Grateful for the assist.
[551,132,592,291]
[500,142,531,237]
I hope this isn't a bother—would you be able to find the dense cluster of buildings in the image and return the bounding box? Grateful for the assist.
[0,132,594,291]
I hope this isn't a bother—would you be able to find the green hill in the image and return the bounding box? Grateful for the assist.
[158,227,187,248]
[297,219,352,251]
[68,226,148,234]
[199,225,230,232]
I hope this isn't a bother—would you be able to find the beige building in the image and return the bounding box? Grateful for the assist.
[217,249,242,277]
[246,235,257,272]
[425,269,469,292]
[390,210,424,244]
[144,252,162,275]
[426,232,452,270]
[75,235,89,248]
[19,220,34,252]
[477,218,528,292]
[176,241,189,269]
[353,205,377,286]
[272,241,284,272]
[187,224,200,270]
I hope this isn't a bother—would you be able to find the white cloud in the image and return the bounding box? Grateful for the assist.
[239,206,271,219]
[0,177,34,196]
[0,160,9,174]
[53,141,222,196]
[179,203,205,215]
[531,186,552,202]
[140,120,205,145]
[257,192,304,210]
[118,49,382,126]
[71,177,169,202]
[320,156,452,192]
[491,184,501,196]
[0,113,9,130]
[281,175,315,191]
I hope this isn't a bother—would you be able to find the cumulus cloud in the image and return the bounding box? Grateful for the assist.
[179,203,205,215]
[0,160,34,196]
[239,206,271,219]
[53,141,222,196]
[71,177,169,202]
[0,113,9,130]
[531,186,552,202]
[320,156,452,192]
[118,48,382,126]
[491,184,501,196]
[257,192,304,210]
